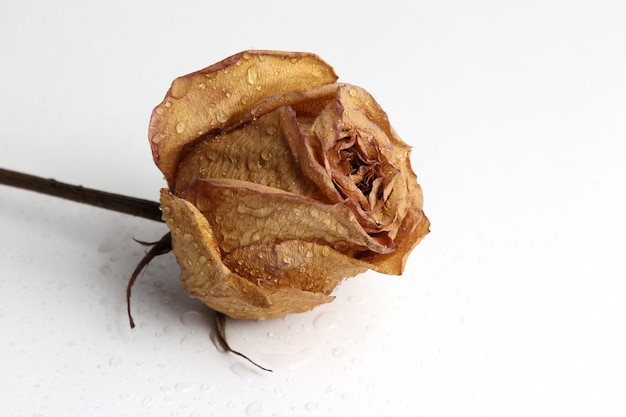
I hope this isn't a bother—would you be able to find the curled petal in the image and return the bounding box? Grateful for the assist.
[161,189,342,319]
[222,240,369,295]
[174,107,325,200]
[150,50,338,187]
[178,178,394,255]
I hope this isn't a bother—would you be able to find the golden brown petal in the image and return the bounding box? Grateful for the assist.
[150,50,338,187]
[359,189,430,275]
[178,178,394,255]
[222,240,369,294]
[174,107,324,200]
[160,189,341,319]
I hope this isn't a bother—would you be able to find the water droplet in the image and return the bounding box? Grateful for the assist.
[142,396,153,407]
[247,67,259,85]
[282,256,293,265]
[180,310,203,326]
[230,363,261,381]
[245,401,264,417]
[261,149,272,161]
[305,402,319,412]
[242,52,252,60]
[176,121,186,134]
[198,82,207,90]
[160,295,171,305]
[332,346,346,358]
[290,57,299,63]
[333,240,349,252]
[313,311,339,330]
[171,77,191,99]
[175,382,193,393]
[109,356,123,368]
[216,109,228,123]
[266,126,277,135]
[164,100,172,108]
[155,107,164,115]
[241,95,250,104]
[349,87,358,97]
[259,348,318,371]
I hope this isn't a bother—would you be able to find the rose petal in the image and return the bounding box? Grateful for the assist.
[222,240,369,294]
[178,178,394,255]
[359,193,430,275]
[150,50,338,187]
[161,189,339,319]
[174,107,325,200]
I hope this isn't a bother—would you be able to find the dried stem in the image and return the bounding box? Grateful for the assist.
[0,167,163,222]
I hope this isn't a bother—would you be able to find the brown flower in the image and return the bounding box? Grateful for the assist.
[149,50,429,320]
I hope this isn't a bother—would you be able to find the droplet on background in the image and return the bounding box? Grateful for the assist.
[245,400,264,417]
[332,346,347,358]
[305,401,319,412]
[180,310,203,326]
[230,362,261,381]
[260,348,319,371]
[313,311,339,330]
[174,381,193,393]
[109,356,123,368]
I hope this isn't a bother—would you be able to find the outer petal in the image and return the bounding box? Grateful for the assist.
[150,50,338,187]
[361,201,430,275]
[161,189,340,319]
[222,240,370,295]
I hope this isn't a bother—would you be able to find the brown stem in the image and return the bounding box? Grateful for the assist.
[0,167,163,222]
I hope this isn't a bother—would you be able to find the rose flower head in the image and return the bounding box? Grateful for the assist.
[149,50,429,320]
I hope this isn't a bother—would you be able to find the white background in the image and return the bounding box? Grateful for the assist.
[1,1,625,416]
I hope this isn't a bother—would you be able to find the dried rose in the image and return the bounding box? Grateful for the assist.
[149,50,429,320]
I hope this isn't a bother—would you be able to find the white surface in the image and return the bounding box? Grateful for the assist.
[1,1,626,416]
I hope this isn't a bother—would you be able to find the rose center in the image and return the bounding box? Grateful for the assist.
[341,148,380,198]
